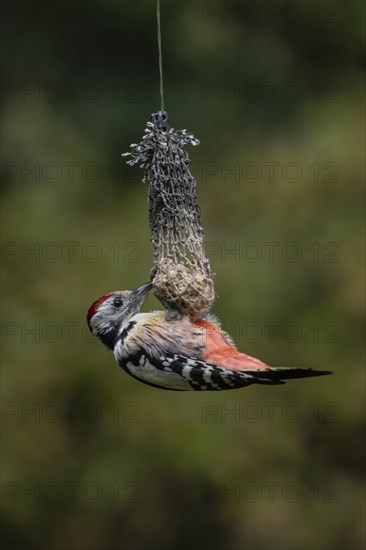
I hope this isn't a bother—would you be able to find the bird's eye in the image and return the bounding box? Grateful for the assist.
[113,297,123,308]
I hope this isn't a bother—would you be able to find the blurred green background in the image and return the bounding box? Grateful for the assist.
[1,1,365,549]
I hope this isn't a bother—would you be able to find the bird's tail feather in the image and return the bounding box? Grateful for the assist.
[245,368,332,385]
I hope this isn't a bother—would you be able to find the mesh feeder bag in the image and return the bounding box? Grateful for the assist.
[123,111,215,320]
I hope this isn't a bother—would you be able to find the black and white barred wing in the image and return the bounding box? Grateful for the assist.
[117,352,291,391]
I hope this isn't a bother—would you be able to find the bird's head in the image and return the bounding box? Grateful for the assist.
[87,281,152,349]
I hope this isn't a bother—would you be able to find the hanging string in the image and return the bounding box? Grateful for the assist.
[156,0,165,111]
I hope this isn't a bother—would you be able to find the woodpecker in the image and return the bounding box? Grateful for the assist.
[87,282,331,391]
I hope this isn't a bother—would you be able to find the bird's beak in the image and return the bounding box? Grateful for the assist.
[133,281,153,298]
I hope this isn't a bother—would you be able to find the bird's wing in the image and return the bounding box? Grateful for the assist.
[123,350,331,391]
[123,351,285,391]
